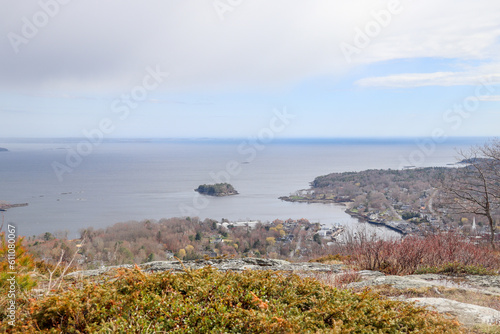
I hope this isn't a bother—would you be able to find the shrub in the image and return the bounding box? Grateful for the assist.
[310,254,349,264]
[0,232,37,294]
[342,232,499,275]
[416,262,498,276]
[3,267,465,333]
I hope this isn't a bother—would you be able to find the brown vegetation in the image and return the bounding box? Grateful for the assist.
[324,231,499,276]
[2,267,467,333]
[26,217,331,269]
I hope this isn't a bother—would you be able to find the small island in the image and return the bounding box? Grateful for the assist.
[195,183,238,197]
[0,147,8,152]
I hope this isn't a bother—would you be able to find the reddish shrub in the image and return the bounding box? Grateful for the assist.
[343,232,499,275]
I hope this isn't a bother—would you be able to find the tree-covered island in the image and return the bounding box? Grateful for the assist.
[195,183,238,196]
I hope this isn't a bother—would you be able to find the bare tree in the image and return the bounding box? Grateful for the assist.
[442,141,500,248]
[480,139,500,202]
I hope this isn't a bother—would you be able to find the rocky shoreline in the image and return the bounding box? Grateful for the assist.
[279,195,408,235]
[344,209,407,235]
[278,195,350,204]
[278,196,344,204]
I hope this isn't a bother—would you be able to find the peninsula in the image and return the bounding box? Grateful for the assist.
[0,147,8,152]
[279,167,469,236]
[0,202,28,210]
[195,183,238,197]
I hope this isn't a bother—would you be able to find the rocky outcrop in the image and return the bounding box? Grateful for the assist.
[67,259,500,327]
[67,258,345,278]
[348,274,438,290]
[407,298,500,326]
[348,271,500,326]
[463,275,500,294]
[348,272,500,296]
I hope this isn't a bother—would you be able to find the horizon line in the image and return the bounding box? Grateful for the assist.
[0,136,494,143]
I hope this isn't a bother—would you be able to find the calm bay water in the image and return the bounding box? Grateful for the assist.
[0,138,486,238]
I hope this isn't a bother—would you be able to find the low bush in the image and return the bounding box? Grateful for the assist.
[3,267,465,333]
[309,254,349,264]
[0,232,37,294]
[416,262,498,276]
[342,232,499,275]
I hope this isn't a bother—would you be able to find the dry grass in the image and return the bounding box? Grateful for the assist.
[309,254,349,265]
[471,324,500,334]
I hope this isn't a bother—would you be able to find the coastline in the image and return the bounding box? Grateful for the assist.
[195,191,239,197]
[344,209,406,235]
[3,140,471,238]
[0,203,28,211]
[278,195,350,205]
[279,196,406,235]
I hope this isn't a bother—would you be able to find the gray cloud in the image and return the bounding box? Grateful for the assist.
[1,0,500,95]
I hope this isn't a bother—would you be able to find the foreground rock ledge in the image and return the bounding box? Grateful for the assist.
[408,298,500,327]
[66,259,500,327]
[67,258,345,277]
[348,272,500,326]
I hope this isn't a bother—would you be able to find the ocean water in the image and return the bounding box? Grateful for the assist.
[0,138,486,238]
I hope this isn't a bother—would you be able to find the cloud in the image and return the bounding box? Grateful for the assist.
[0,0,354,93]
[477,95,500,101]
[356,71,500,88]
[1,0,500,94]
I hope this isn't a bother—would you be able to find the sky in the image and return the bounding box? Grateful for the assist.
[1,0,500,139]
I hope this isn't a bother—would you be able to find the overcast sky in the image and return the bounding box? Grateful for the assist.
[1,0,500,139]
